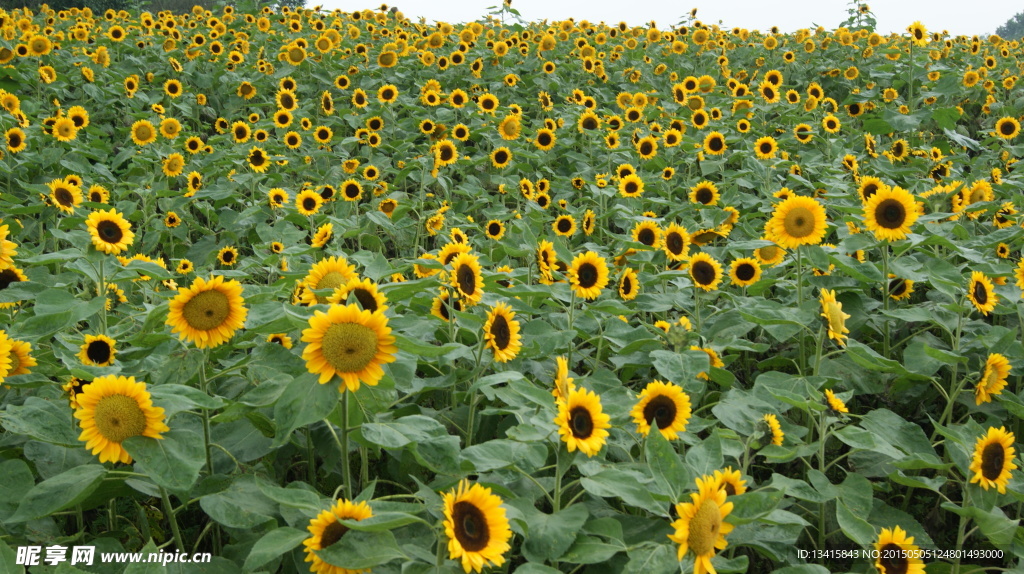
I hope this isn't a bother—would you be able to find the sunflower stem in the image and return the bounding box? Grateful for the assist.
[881,244,891,358]
[306,427,316,486]
[553,446,564,513]
[97,257,107,334]
[159,487,185,552]
[816,412,830,551]
[796,246,806,372]
[952,490,971,574]
[341,392,353,500]
[198,353,213,477]
[566,290,576,368]
[813,325,825,377]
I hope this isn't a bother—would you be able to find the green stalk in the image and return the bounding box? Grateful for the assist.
[198,352,213,476]
[881,244,891,358]
[160,487,185,552]
[342,391,352,500]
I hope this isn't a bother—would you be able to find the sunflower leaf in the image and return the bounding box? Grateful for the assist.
[124,429,206,492]
[8,464,106,523]
[243,527,308,572]
[315,530,407,569]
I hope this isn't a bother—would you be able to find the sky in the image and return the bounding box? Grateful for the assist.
[315,0,1017,37]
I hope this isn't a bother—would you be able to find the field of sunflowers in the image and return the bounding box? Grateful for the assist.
[0,0,1023,572]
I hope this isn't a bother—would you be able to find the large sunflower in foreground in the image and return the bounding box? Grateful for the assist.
[863,186,919,241]
[819,289,850,347]
[483,302,521,363]
[85,209,134,255]
[875,526,926,574]
[301,303,397,392]
[969,427,1017,493]
[443,479,512,574]
[74,375,168,464]
[166,275,248,349]
[966,271,997,316]
[302,498,373,574]
[631,380,692,440]
[668,474,735,574]
[766,195,827,249]
[568,251,609,300]
[555,386,611,457]
[975,353,1011,405]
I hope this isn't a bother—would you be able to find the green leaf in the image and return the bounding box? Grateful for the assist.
[339,511,427,531]
[645,430,690,501]
[0,459,34,522]
[124,429,206,492]
[199,475,277,529]
[941,503,1018,547]
[624,543,678,574]
[123,540,164,574]
[361,415,447,449]
[9,464,106,523]
[560,535,624,564]
[272,373,339,447]
[1,397,80,447]
[685,431,723,478]
[580,468,665,515]
[243,527,308,571]
[0,540,21,574]
[836,499,875,546]
[461,439,547,473]
[523,504,589,562]
[316,530,407,570]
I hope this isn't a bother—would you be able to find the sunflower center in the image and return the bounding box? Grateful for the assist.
[688,499,722,556]
[878,542,908,574]
[93,394,148,444]
[136,125,153,140]
[981,442,1006,480]
[54,188,74,207]
[783,206,814,238]
[557,219,572,233]
[0,268,21,289]
[489,315,511,350]
[96,220,123,243]
[319,521,349,549]
[577,263,598,288]
[709,137,723,151]
[182,289,231,331]
[456,264,478,296]
[760,142,772,154]
[735,263,756,281]
[666,232,685,255]
[876,199,906,229]
[692,261,715,285]
[889,279,907,297]
[824,302,846,331]
[637,228,656,245]
[569,406,594,438]
[452,500,490,552]
[87,340,112,364]
[621,276,633,295]
[489,223,502,236]
[351,288,378,313]
[643,395,677,429]
[315,271,349,295]
[1000,121,1015,136]
[320,322,379,374]
[973,280,988,305]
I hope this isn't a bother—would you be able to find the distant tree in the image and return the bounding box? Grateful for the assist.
[996,10,1024,40]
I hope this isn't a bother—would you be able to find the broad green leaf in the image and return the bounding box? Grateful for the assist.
[316,530,407,570]
[272,373,339,448]
[1,397,80,447]
[124,429,206,492]
[243,527,308,572]
[523,504,589,562]
[9,464,106,523]
[645,429,690,501]
[941,503,1018,547]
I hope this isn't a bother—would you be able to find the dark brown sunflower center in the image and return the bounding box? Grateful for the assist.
[637,228,656,245]
[452,500,490,552]
[890,279,907,297]
[878,542,908,574]
[303,197,317,211]
[93,394,147,444]
[643,395,677,429]
[538,133,552,146]
[621,276,633,295]
[875,199,907,229]
[581,117,597,130]
[696,189,713,204]
[319,521,349,549]
[182,289,231,331]
[735,263,756,281]
[981,442,1006,480]
[381,89,395,100]
[87,340,112,364]
[488,223,502,236]
[862,183,879,200]
[54,188,74,206]
[708,137,723,151]
[973,280,989,305]
[456,264,477,296]
[344,184,360,199]
[625,181,639,195]
[692,261,715,285]
[557,218,573,233]
[576,263,598,288]
[569,406,594,438]
[760,142,773,154]
[0,268,22,289]
[489,315,511,349]
[250,151,266,165]
[352,288,378,313]
[97,220,123,243]
[640,142,653,155]
[999,121,1016,136]
[439,146,454,162]
[666,232,685,255]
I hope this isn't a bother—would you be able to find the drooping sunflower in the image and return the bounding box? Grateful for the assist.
[824,389,850,414]
[301,257,359,306]
[166,275,248,349]
[483,302,522,363]
[975,353,1012,405]
[763,413,784,446]
[301,303,396,392]
[729,257,762,287]
[555,386,611,457]
[450,252,484,306]
[83,208,134,255]
[74,375,169,464]
[819,289,850,347]
[875,526,926,574]
[863,186,919,241]
[443,479,513,574]
[689,252,723,291]
[568,251,610,300]
[967,271,997,315]
[327,277,387,314]
[631,380,692,440]
[668,474,735,574]
[767,195,828,249]
[619,267,640,301]
[267,333,294,349]
[78,334,117,367]
[552,355,577,402]
[969,426,1017,493]
[302,498,373,574]
[662,223,691,262]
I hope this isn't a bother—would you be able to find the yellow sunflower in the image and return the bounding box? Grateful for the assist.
[302,498,373,574]
[555,386,611,457]
[296,189,325,216]
[48,178,82,214]
[632,221,661,248]
[326,277,387,314]
[689,181,720,206]
[713,467,748,496]
[767,196,827,249]
[483,302,522,363]
[217,246,239,267]
[668,474,735,574]
[875,526,926,574]
[568,251,610,300]
[83,209,134,254]
[166,275,248,349]
[301,257,359,305]
[450,252,484,306]
[78,334,117,367]
[0,223,18,269]
[863,186,919,241]
[0,335,34,379]
[824,389,850,413]
[630,380,692,440]
[763,413,784,446]
[967,271,998,316]
[975,353,1012,405]
[301,304,397,392]
[552,355,576,402]
[662,223,691,262]
[75,375,169,464]
[969,426,1017,493]
[689,252,723,291]
[729,257,762,287]
[819,289,850,347]
[442,479,512,574]
[130,120,157,146]
[619,267,640,301]
[994,117,1021,140]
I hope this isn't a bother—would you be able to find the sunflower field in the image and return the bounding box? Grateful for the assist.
[1,1,1024,572]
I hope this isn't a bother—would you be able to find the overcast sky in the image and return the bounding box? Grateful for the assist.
[317,0,1016,37]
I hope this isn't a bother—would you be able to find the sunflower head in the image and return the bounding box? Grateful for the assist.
[300,303,397,392]
[875,526,925,574]
[75,375,168,464]
[303,499,373,572]
[443,480,512,573]
[630,380,692,440]
[568,251,610,300]
[819,289,850,346]
[975,353,1011,405]
[967,271,998,316]
[767,195,827,249]
[668,474,735,569]
[555,386,611,457]
[166,275,248,349]
[970,427,1018,494]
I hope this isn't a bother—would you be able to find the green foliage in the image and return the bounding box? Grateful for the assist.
[996,10,1024,40]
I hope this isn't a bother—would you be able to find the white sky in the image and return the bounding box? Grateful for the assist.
[316,0,1017,37]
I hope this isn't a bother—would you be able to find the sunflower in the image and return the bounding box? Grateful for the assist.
[341,180,363,202]
[247,147,270,173]
[702,131,727,155]
[619,267,639,301]
[582,210,596,236]
[485,220,505,240]
[441,252,482,306]
[864,186,918,241]
[326,277,387,314]
[632,221,661,248]
[52,117,78,142]
[84,209,134,255]
[302,499,373,574]
[819,289,850,347]
[824,389,850,414]
[74,375,168,464]
[713,467,748,496]
[766,196,828,249]
[5,127,26,154]
[858,176,887,202]
[301,303,397,392]
[534,128,556,151]
[763,413,784,446]
[976,353,1012,405]
[568,251,610,300]
[994,117,1020,140]
[78,334,117,367]
[875,526,926,574]
[618,174,645,198]
[555,386,611,457]
[553,215,576,237]
[689,181,719,206]
[443,480,512,574]
[296,189,325,216]
[729,257,762,287]
[753,136,778,159]
[132,120,156,146]
[311,223,333,249]
[969,427,1017,493]
[1,336,35,378]
[49,179,82,214]
[301,257,359,306]
[166,275,247,349]
[631,380,692,440]
[967,271,997,316]
[662,223,691,261]
[689,252,723,291]
[483,302,522,363]
[0,224,17,270]
[668,474,735,573]
[217,247,239,267]
[888,276,914,301]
